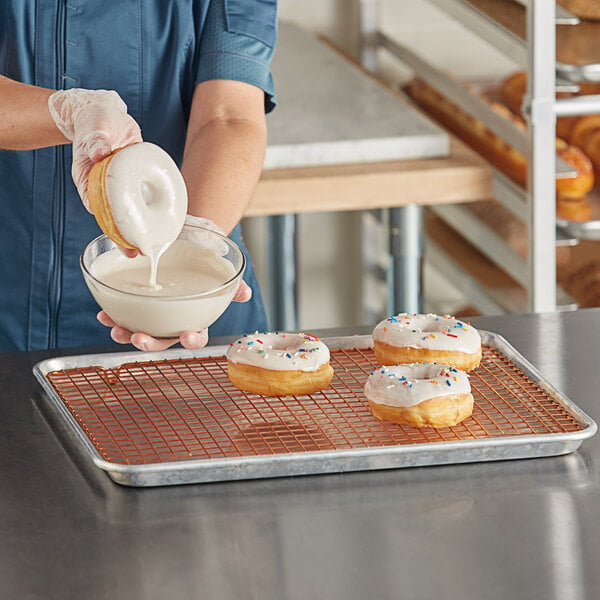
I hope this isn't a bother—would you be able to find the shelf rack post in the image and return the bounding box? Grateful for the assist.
[358,0,426,317]
[526,0,557,312]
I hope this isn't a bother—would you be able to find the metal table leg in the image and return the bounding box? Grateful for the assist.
[388,204,424,315]
[266,214,298,331]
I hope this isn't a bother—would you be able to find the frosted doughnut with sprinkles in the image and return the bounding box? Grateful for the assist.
[365,363,474,428]
[372,313,482,372]
[226,332,334,397]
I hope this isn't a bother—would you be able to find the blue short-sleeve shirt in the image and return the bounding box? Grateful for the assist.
[0,0,276,351]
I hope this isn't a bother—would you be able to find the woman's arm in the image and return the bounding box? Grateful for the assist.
[0,75,68,150]
[181,78,267,234]
[1,76,142,207]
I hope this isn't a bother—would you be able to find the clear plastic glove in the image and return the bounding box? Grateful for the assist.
[179,214,230,254]
[48,88,142,210]
[97,215,252,352]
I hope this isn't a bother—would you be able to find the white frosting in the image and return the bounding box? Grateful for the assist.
[91,239,236,296]
[364,363,471,408]
[372,313,481,354]
[87,239,240,338]
[104,142,188,286]
[227,332,330,372]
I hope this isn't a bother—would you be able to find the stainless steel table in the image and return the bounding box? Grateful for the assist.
[2,308,600,599]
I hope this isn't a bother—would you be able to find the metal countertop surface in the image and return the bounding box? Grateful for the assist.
[2,308,600,600]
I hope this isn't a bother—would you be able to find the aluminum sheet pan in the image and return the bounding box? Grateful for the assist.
[32,331,597,487]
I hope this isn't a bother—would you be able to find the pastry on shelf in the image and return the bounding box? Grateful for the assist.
[406,77,594,209]
[501,70,600,203]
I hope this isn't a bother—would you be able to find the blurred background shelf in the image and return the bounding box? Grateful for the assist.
[356,0,600,318]
[241,1,600,331]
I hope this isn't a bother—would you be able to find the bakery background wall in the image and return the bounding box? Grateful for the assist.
[242,0,514,330]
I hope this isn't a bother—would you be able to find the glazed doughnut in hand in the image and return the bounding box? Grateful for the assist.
[227,332,334,396]
[365,363,474,428]
[372,313,482,372]
[87,142,188,255]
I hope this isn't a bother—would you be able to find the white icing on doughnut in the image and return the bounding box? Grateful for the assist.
[227,332,330,372]
[372,313,481,354]
[364,363,471,408]
[104,142,188,286]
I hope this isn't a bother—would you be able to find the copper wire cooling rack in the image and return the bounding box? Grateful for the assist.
[33,333,596,486]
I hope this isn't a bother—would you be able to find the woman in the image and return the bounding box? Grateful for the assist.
[0,0,277,352]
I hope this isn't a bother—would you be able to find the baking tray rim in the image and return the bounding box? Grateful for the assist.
[32,330,598,484]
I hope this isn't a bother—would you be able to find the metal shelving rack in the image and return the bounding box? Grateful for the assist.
[358,0,600,314]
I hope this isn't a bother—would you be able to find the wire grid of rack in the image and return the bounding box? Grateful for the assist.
[33,333,596,486]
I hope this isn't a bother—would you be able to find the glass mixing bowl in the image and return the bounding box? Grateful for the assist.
[80,224,246,338]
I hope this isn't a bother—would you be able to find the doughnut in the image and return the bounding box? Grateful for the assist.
[365,363,474,428]
[500,70,578,139]
[87,141,188,255]
[500,71,527,116]
[556,197,593,222]
[568,115,600,150]
[556,115,580,142]
[500,71,600,204]
[227,332,334,397]
[555,138,596,200]
[372,313,482,372]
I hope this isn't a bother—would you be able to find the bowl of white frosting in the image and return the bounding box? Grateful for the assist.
[80,223,246,338]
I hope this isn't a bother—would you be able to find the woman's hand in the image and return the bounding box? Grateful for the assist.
[97,280,253,352]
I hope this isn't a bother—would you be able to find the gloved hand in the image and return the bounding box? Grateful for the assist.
[178,214,230,255]
[48,88,142,210]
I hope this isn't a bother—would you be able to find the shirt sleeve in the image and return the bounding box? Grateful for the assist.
[196,0,277,113]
